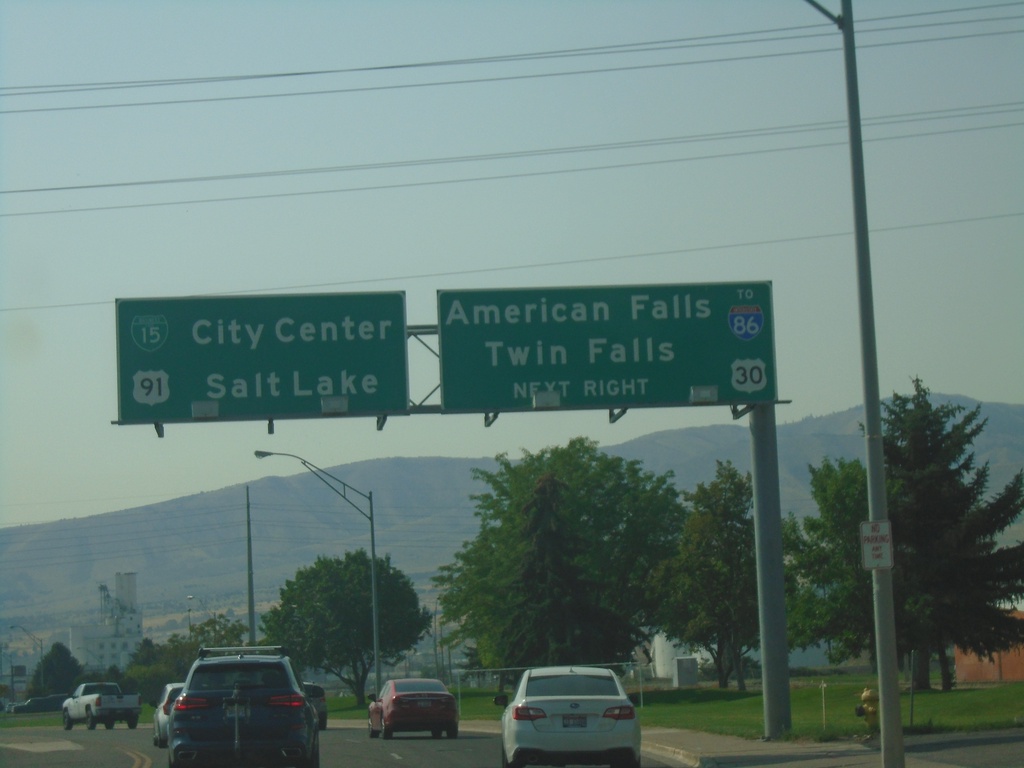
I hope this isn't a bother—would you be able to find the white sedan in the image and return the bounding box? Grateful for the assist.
[494,666,641,768]
[151,682,184,748]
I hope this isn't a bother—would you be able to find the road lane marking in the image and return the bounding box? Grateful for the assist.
[119,747,152,768]
[0,739,85,753]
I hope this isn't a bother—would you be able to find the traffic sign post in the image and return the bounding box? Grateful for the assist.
[115,293,408,425]
[437,282,776,413]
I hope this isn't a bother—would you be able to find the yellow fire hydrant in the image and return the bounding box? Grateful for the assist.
[855,687,879,730]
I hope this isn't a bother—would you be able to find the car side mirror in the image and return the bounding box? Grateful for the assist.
[493,693,508,707]
[367,694,377,703]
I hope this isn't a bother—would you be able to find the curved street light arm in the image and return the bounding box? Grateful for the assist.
[253,449,382,696]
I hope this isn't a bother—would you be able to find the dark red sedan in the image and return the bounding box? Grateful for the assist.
[367,678,459,740]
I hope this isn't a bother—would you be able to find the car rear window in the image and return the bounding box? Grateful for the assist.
[394,680,448,693]
[190,663,290,691]
[525,673,619,697]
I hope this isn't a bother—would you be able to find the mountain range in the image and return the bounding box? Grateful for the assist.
[2,395,1021,651]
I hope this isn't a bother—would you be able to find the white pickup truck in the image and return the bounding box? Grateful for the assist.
[62,682,142,730]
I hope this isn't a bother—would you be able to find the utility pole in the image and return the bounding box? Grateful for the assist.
[246,486,257,645]
[803,2,905,765]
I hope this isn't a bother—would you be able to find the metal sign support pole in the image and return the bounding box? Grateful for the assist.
[749,403,792,738]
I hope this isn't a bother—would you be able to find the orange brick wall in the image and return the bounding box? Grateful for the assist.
[954,612,1024,683]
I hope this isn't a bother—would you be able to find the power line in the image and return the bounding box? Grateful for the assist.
[0,211,1019,314]
[2,117,1020,218]
[2,4,1019,96]
[0,21,839,95]
[1,18,1019,114]
[5,103,1020,196]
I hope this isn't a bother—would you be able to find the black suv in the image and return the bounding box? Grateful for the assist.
[168,646,319,768]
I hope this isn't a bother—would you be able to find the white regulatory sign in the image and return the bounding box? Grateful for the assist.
[860,520,894,570]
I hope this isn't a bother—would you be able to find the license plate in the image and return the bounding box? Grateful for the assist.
[417,700,432,708]
[562,715,586,728]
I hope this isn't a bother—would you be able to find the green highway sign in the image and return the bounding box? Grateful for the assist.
[438,283,776,413]
[115,293,408,424]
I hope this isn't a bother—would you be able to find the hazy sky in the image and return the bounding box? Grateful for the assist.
[2,1,1021,528]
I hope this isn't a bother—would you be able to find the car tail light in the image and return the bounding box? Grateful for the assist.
[602,705,636,720]
[174,695,212,711]
[512,705,547,721]
[267,694,307,708]
[162,698,177,715]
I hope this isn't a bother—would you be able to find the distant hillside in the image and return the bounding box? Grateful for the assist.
[2,396,1020,649]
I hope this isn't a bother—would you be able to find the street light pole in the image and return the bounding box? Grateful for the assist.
[188,595,212,621]
[802,2,904,765]
[254,450,382,696]
[9,625,44,690]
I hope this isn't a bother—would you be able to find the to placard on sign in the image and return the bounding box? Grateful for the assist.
[437,282,776,413]
[115,293,409,424]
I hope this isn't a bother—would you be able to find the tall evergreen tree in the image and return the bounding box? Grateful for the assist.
[501,473,631,666]
[436,437,684,670]
[654,460,759,689]
[33,642,83,696]
[783,457,875,664]
[883,379,1024,690]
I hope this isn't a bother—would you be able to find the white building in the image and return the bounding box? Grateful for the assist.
[69,572,143,672]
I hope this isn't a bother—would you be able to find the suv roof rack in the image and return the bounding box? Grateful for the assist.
[197,645,288,659]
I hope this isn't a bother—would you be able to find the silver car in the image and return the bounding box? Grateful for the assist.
[152,682,185,748]
[303,682,328,730]
[494,666,641,768]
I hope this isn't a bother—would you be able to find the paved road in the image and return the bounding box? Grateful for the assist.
[0,721,689,768]
[2,720,1021,768]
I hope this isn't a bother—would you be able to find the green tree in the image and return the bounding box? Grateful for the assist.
[129,638,161,667]
[261,550,430,705]
[503,473,638,667]
[124,616,248,704]
[126,655,181,706]
[783,457,876,664]
[32,642,83,695]
[436,437,685,670]
[190,614,248,649]
[160,633,204,679]
[654,460,759,689]
[883,379,1024,690]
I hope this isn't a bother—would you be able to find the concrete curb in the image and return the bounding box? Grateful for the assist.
[643,740,715,767]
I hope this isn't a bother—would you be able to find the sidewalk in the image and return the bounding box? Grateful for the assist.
[456,720,976,768]
[637,726,957,768]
